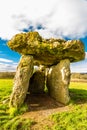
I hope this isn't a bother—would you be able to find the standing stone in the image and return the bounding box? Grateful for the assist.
[47,59,70,104]
[29,69,45,94]
[9,55,33,108]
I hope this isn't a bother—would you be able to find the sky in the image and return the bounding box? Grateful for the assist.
[0,0,87,72]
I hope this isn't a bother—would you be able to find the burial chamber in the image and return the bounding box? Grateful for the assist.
[7,31,85,108]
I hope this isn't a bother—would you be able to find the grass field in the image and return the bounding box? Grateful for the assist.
[0,79,34,130]
[0,79,87,130]
[50,82,87,130]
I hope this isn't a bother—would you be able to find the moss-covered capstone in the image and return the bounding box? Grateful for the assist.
[8,31,85,109]
[7,32,85,66]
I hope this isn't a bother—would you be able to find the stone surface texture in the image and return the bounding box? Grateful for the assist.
[7,32,85,66]
[47,59,70,104]
[29,70,45,94]
[7,31,85,108]
[10,55,34,108]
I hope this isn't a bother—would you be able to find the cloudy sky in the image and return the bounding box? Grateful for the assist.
[0,0,87,72]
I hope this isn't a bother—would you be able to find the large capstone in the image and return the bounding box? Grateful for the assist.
[9,55,34,108]
[7,32,85,66]
[7,31,85,109]
[47,59,70,104]
[29,70,45,94]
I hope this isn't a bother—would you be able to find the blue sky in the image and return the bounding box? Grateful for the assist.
[0,0,87,72]
[70,37,87,73]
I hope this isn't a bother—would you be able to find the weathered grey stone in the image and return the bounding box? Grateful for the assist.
[7,32,85,66]
[29,69,45,94]
[9,55,34,108]
[47,59,70,104]
[7,31,85,108]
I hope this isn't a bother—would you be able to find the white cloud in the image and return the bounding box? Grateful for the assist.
[0,0,87,39]
[70,52,87,73]
[0,58,13,63]
[0,63,17,72]
[85,52,87,58]
[0,58,18,72]
[70,65,87,73]
[0,54,87,72]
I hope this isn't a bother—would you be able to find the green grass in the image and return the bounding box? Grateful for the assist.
[69,82,87,103]
[0,79,34,130]
[0,79,13,102]
[0,79,87,130]
[51,106,87,130]
[49,82,87,130]
[70,82,87,90]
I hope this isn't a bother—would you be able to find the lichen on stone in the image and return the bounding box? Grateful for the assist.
[7,31,85,66]
[7,31,85,108]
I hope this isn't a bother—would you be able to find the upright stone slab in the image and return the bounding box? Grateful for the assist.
[47,59,70,104]
[7,31,85,108]
[29,69,45,94]
[10,55,33,108]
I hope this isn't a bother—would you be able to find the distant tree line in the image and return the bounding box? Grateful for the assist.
[0,72,87,80]
[71,73,87,80]
[0,72,15,79]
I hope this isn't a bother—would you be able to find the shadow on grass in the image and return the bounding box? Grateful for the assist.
[25,88,87,111]
[69,88,87,104]
[25,93,65,112]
